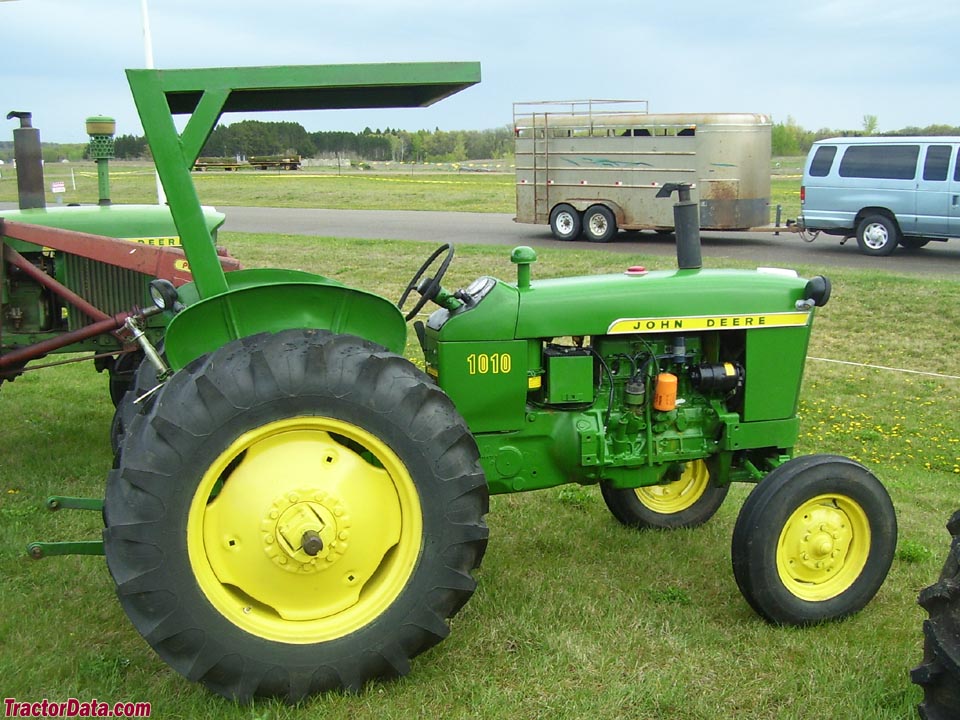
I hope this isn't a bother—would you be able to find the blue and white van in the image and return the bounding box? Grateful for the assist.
[797,136,960,256]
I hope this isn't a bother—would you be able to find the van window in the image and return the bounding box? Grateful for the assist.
[838,145,919,180]
[809,146,837,177]
[923,145,952,181]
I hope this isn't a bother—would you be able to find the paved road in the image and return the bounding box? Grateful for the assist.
[221,206,960,275]
[4,202,958,274]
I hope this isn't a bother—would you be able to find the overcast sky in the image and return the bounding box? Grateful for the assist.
[2,0,956,143]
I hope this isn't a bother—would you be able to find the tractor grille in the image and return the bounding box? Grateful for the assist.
[64,254,152,332]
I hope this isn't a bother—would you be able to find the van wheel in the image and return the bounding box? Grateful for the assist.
[899,237,930,250]
[549,204,582,241]
[856,215,899,256]
[583,205,617,242]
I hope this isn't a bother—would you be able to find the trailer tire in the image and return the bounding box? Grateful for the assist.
[582,205,617,242]
[600,460,728,529]
[103,329,489,702]
[855,214,899,256]
[549,204,582,241]
[731,454,896,625]
[911,510,960,720]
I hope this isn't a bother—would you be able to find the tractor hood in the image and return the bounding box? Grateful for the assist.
[431,266,815,342]
[0,204,225,242]
[516,268,812,338]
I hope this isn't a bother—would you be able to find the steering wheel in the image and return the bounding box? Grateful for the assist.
[397,243,455,321]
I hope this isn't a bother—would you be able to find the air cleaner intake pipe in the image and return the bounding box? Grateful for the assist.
[6,111,46,210]
[86,116,116,206]
[656,182,701,270]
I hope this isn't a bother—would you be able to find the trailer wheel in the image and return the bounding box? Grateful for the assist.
[582,205,617,242]
[731,454,896,625]
[855,214,899,256]
[549,204,582,241]
[911,510,960,720]
[600,460,728,529]
[103,329,488,702]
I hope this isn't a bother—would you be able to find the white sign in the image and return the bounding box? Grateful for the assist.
[51,181,66,194]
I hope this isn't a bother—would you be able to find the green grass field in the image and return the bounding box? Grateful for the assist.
[0,230,957,719]
[0,160,805,222]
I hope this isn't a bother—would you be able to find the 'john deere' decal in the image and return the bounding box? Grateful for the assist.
[607,311,810,335]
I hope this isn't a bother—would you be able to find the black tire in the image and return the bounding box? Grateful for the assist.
[109,353,162,457]
[549,204,582,241]
[899,236,931,250]
[108,350,144,407]
[855,214,899,256]
[582,205,617,243]
[911,510,960,720]
[731,454,896,625]
[103,329,489,702]
[600,460,728,529]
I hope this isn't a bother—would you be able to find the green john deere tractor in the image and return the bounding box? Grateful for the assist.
[0,112,234,403]
[17,62,899,702]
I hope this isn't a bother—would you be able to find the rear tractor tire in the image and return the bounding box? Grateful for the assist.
[600,459,729,529]
[103,329,489,702]
[911,510,960,720]
[731,454,896,625]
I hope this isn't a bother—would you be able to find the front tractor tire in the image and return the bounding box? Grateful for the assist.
[103,330,489,702]
[731,455,896,625]
[911,510,960,720]
[600,460,729,529]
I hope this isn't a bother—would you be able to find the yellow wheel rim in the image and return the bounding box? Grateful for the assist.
[187,416,422,643]
[776,494,870,602]
[634,460,710,514]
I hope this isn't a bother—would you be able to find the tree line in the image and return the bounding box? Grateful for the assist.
[200,121,515,163]
[0,122,515,164]
[7,117,960,164]
[771,115,960,155]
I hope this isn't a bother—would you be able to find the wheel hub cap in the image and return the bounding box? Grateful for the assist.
[863,223,888,249]
[263,491,350,572]
[777,494,870,601]
[187,418,422,642]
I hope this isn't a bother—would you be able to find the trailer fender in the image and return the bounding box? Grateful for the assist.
[565,199,625,225]
[163,269,406,370]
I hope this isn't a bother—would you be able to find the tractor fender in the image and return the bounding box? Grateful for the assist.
[163,268,406,370]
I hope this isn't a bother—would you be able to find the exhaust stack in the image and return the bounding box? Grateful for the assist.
[656,182,702,270]
[6,111,46,210]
